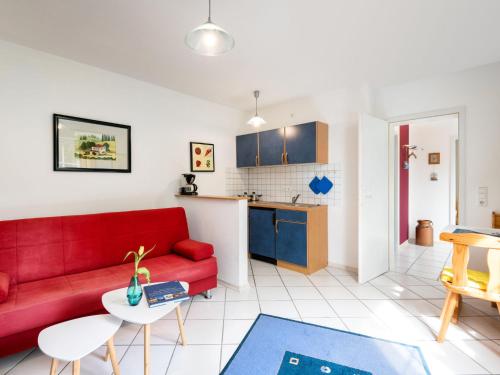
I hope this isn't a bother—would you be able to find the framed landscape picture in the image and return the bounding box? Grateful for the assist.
[190,142,214,172]
[53,114,131,172]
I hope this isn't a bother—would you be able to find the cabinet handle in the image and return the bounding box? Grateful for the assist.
[285,152,289,164]
[255,155,259,166]
[281,153,284,165]
[275,220,279,234]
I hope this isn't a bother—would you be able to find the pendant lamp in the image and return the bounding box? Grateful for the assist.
[185,0,235,56]
[247,90,266,127]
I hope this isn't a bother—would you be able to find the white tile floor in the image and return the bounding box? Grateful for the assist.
[392,240,453,280]
[1,259,499,375]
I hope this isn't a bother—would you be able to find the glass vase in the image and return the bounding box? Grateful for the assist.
[127,275,143,306]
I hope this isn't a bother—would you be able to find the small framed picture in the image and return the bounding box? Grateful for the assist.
[428,152,440,165]
[190,142,214,172]
[54,114,131,172]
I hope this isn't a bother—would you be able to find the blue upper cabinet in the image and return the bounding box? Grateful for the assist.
[236,121,327,168]
[259,128,285,166]
[285,122,328,164]
[236,133,258,167]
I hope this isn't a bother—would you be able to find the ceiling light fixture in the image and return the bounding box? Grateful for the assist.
[247,90,266,128]
[185,0,235,56]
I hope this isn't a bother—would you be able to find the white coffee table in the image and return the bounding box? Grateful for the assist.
[102,281,189,375]
[38,314,122,375]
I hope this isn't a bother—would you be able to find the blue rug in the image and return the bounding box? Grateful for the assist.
[221,314,430,375]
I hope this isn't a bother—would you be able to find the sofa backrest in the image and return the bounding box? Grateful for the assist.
[0,207,190,285]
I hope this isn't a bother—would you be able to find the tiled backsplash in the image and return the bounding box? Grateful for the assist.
[225,163,341,206]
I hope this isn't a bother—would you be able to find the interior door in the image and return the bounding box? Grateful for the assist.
[358,114,389,284]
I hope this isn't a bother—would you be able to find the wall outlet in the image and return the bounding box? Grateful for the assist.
[478,186,488,207]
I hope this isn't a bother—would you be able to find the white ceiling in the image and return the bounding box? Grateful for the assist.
[1,0,500,110]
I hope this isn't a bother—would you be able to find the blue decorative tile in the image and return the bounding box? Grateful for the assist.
[309,176,321,195]
[318,176,333,194]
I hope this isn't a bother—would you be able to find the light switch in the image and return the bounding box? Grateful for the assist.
[478,187,488,207]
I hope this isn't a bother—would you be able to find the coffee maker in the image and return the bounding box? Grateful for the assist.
[179,173,198,195]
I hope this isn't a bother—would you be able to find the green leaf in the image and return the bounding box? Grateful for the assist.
[137,244,156,262]
[137,267,151,284]
[123,251,138,263]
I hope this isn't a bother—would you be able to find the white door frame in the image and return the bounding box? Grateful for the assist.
[387,107,466,268]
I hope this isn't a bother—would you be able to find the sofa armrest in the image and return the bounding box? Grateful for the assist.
[0,272,9,304]
[172,239,214,261]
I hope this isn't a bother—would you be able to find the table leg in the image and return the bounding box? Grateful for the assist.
[144,324,150,375]
[175,305,187,346]
[107,336,121,375]
[72,359,80,375]
[104,347,110,362]
[50,358,58,375]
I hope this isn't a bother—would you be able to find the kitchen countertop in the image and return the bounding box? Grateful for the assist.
[248,201,326,212]
[175,194,248,201]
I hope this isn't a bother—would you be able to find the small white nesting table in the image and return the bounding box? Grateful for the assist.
[38,314,122,375]
[102,281,189,375]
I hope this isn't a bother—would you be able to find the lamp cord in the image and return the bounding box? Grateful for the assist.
[208,0,212,22]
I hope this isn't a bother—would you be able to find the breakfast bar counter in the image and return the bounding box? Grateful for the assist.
[175,194,248,201]
[175,194,249,290]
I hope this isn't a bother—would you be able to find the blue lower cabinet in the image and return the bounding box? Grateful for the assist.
[249,208,276,258]
[276,221,307,266]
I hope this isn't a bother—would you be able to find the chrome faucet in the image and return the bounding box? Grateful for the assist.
[291,194,301,204]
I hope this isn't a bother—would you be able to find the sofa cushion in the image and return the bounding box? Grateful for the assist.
[0,273,9,303]
[62,207,190,275]
[173,239,214,261]
[0,254,217,338]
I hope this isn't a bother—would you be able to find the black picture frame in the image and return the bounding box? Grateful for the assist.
[190,142,215,172]
[53,114,132,173]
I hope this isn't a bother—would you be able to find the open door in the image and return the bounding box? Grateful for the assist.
[358,114,389,283]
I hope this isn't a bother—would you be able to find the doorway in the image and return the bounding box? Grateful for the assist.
[388,111,463,279]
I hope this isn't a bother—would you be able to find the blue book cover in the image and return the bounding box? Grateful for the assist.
[143,281,188,308]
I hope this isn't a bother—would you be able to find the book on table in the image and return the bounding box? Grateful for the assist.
[144,281,189,308]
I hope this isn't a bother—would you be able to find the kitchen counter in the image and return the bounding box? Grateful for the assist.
[248,201,326,212]
[175,194,248,201]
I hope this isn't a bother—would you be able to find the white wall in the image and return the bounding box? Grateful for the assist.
[0,41,244,220]
[238,89,369,269]
[406,117,458,239]
[375,62,500,270]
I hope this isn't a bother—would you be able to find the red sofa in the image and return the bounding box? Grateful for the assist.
[0,207,217,357]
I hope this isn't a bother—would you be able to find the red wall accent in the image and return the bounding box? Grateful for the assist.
[399,125,409,244]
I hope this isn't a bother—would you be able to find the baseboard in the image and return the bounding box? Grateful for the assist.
[328,262,358,274]
[217,278,251,292]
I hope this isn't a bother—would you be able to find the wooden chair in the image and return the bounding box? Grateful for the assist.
[493,211,500,229]
[437,231,500,342]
